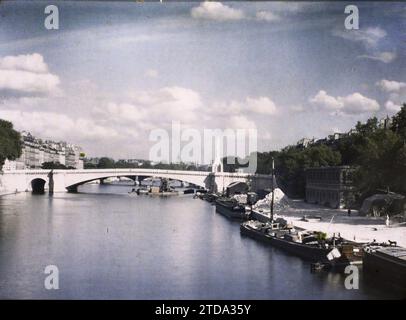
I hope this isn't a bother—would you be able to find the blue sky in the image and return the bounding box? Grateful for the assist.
[0,1,405,160]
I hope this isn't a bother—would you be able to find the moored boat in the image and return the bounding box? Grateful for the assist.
[215,197,247,220]
[137,188,149,195]
[249,209,271,223]
[149,190,179,197]
[240,220,333,262]
[363,244,406,289]
[200,193,219,203]
[240,220,364,266]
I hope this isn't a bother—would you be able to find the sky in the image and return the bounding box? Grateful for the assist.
[0,1,405,162]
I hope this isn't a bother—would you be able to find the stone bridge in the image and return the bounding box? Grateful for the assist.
[0,169,273,194]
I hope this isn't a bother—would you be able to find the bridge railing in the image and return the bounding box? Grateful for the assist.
[2,169,272,179]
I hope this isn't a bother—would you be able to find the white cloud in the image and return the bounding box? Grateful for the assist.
[334,27,392,68]
[0,109,118,142]
[385,100,402,112]
[228,115,257,130]
[333,27,387,47]
[246,96,277,115]
[256,11,280,22]
[0,53,48,73]
[208,96,278,117]
[310,90,379,114]
[309,90,343,111]
[190,2,311,23]
[377,80,406,111]
[0,69,60,94]
[339,92,380,114]
[0,53,60,95]
[99,102,146,124]
[266,2,318,14]
[376,79,406,93]
[191,2,244,21]
[359,51,397,63]
[104,86,203,125]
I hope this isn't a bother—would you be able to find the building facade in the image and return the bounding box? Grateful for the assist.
[1,131,84,171]
[305,166,355,209]
[296,138,314,149]
[296,115,393,150]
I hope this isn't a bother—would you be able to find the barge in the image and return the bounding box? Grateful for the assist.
[363,245,406,290]
[240,220,364,266]
[215,197,247,220]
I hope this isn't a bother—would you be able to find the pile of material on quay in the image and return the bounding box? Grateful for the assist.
[252,188,291,212]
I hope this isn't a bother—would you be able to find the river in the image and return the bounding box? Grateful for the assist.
[0,184,403,299]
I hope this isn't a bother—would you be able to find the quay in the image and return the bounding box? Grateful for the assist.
[363,246,406,289]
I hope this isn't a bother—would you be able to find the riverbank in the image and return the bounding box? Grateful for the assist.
[0,184,19,197]
[0,175,16,196]
[274,200,406,247]
[0,191,18,197]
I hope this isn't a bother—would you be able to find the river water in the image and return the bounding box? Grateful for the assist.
[0,184,404,299]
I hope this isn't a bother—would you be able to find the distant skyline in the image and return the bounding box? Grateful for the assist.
[0,1,405,160]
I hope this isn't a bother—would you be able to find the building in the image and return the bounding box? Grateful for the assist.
[116,159,146,167]
[328,132,347,141]
[379,115,392,129]
[126,159,143,166]
[65,144,84,169]
[2,159,18,171]
[295,115,394,152]
[296,138,314,149]
[225,181,249,197]
[1,131,84,171]
[305,166,355,209]
[84,157,100,166]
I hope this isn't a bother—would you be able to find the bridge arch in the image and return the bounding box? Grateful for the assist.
[65,173,210,192]
[31,178,47,194]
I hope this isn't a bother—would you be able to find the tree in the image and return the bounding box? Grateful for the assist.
[84,162,97,169]
[391,103,406,139]
[357,106,403,194]
[250,151,279,175]
[355,117,379,136]
[139,160,152,168]
[41,162,69,169]
[0,119,22,168]
[333,105,406,202]
[275,145,341,197]
[97,157,115,169]
[221,156,245,172]
[352,123,406,199]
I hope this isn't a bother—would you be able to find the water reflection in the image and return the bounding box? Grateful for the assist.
[0,185,404,299]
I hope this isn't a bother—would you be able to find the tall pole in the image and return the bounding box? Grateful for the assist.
[270,157,275,222]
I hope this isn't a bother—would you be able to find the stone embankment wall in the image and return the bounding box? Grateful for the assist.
[0,174,17,196]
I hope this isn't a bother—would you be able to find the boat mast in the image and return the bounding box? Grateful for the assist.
[270,157,274,222]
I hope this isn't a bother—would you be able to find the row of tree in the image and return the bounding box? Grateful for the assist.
[41,162,76,170]
[249,104,406,202]
[84,157,209,171]
[0,119,22,168]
